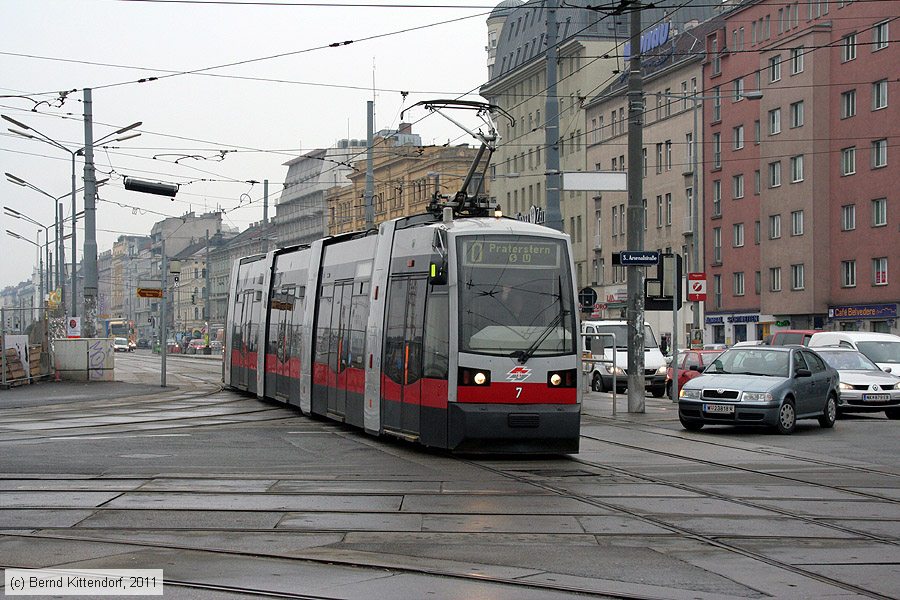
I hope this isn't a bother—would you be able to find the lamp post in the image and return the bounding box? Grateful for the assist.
[7,229,45,303]
[5,173,108,313]
[4,207,51,300]
[660,89,763,341]
[2,113,141,319]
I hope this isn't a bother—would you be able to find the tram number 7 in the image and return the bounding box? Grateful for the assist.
[515,387,523,399]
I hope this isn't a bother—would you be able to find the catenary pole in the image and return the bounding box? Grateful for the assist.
[543,0,563,232]
[626,4,646,413]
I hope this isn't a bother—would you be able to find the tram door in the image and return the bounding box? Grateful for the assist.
[382,276,427,436]
[238,290,255,391]
[274,287,294,401]
[327,281,354,419]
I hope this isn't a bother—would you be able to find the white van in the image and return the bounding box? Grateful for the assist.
[809,331,900,373]
[582,320,667,396]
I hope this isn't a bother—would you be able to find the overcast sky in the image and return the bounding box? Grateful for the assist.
[1,0,495,290]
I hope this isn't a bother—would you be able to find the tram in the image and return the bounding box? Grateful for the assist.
[224,102,581,453]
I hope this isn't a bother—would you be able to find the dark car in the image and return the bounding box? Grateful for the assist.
[814,347,900,419]
[136,338,149,349]
[678,346,839,434]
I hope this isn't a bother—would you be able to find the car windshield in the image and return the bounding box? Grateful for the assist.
[115,338,128,345]
[588,324,658,350]
[819,350,880,371]
[856,341,900,364]
[704,348,790,377]
[457,235,576,358]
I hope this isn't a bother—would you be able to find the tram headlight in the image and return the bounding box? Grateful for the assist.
[459,367,491,386]
[547,369,578,388]
[550,373,562,386]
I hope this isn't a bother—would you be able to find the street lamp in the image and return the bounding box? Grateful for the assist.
[7,228,45,303]
[4,207,51,301]
[6,173,109,313]
[659,89,763,340]
[2,113,141,317]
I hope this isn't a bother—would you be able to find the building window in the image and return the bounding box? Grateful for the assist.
[790,155,804,182]
[734,272,745,296]
[769,213,782,239]
[713,227,722,263]
[873,257,888,285]
[713,180,722,216]
[665,140,672,171]
[733,77,745,101]
[755,270,761,294]
[656,143,663,174]
[791,264,805,290]
[754,169,761,195]
[872,198,887,227]
[768,161,782,187]
[873,20,889,51]
[841,147,856,175]
[872,139,887,168]
[733,222,745,247]
[733,173,745,199]
[612,205,618,236]
[841,89,856,118]
[754,119,761,144]
[842,204,856,231]
[768,55,782,82]
[656,196,663,228]
[713,133,721,168]
[790,101,804,128]
[873,79,888,110]
[712,86,721,121]
[768,108,781,134]
[791,209,804,235]
[790,46,804,74]
[842,33,857,62]
[770,267,782,292]
[619,203,625,235]
[733,125,744,149]
[642,199,647,230]
[666,193,673,225]
[685,132,693,167]
[713,274,722,309]
[711,37,721,75]
[754,220,761,244]
[841,260,857,287]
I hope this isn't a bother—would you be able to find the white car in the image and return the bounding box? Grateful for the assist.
[113,337,131,352]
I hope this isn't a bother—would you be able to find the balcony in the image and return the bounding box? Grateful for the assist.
[683,217,694,236]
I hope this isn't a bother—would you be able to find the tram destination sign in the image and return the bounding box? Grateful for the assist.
[615,251,660,266]
[462,240,559,267]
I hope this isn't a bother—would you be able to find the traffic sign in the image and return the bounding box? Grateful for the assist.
[137,288,164,299]
[688,272,707,301]
[619,251,659,266]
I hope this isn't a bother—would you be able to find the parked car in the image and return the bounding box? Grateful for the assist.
[678,346,839,434]
[808,331,900,374]
[113,337,131,353]
[768,329,822,346]
[136,338,150,349]
[582,320,667,396]
[666,349,723,399]
[812,347,900,419]
[209,340,223,353]
[187,338,208,355]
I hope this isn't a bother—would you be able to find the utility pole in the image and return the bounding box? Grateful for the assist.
[205,229,211,335]
[82,87,98,337]
[544,0,563,232]
[364,100,375,229]
[626,5,646,413]
[160,238,167,387]
[262,180,269,252]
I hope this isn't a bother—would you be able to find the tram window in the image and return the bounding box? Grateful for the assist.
[423,292,449,379]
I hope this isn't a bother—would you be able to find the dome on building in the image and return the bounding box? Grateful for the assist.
[489,0,523,21]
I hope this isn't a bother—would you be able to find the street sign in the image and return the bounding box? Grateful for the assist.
[688,272,707,301]
[619,251,659,266]
[137,288,164,299]
[66,317,81,339]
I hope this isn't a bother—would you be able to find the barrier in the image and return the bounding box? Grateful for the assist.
[53,338,115,381]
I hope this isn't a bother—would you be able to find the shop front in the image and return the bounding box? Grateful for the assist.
[704,313,777,346]
[827,303,898,335]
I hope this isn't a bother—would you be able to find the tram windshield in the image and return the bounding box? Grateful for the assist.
[457,235,576,358]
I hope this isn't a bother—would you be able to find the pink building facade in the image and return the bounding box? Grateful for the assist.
[703,0,898,344]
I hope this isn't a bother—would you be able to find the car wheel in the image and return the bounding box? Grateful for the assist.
[818,394,837,428]
[591,372,604,393]
[885,408,900,420]
[651,386,665,398]
[680,417,703,431]
[775,399,796,435]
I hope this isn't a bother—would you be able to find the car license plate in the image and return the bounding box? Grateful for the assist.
[703,403,734,414]
[863,393,890,401]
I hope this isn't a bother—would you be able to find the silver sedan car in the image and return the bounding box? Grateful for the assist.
[813,347,900,419]
[678,346,839,434]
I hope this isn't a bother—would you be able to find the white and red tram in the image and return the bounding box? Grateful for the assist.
[224,208,581,453]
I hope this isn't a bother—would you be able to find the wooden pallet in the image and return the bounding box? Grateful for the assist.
[2,347,29,386]
[28,345,42,378]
